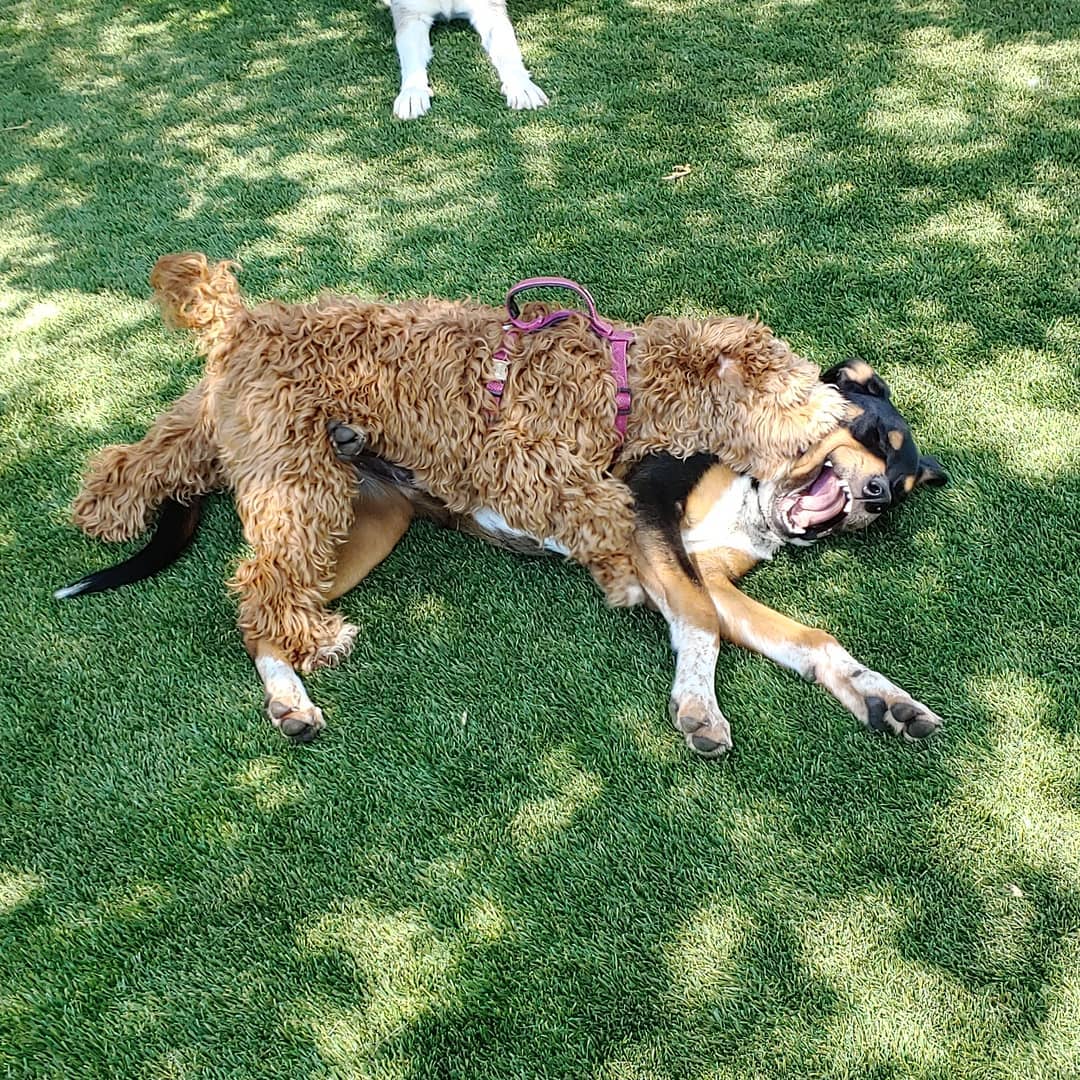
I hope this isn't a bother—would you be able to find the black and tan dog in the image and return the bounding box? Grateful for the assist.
[57,359,946,758]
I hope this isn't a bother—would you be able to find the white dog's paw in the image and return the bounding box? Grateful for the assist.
[503,78,547,110]
[393,86,432,120]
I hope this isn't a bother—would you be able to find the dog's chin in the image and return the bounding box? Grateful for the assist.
[766,458,853,544]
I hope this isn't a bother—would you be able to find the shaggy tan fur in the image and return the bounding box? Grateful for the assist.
[71,253,848,669]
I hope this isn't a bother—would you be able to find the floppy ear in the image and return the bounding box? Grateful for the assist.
[821,359,892,400]
[916,454,948,487]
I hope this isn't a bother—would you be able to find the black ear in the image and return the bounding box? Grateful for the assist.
[822,359,892,400]
[916,454,948,487]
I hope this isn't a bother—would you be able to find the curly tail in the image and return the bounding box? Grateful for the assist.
[150,251,247,353]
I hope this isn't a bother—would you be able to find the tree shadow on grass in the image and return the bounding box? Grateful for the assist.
[2,0,1079,1074]
[2,0,1077,340]
[1,410,1078,1076]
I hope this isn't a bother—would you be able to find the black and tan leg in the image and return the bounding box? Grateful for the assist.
[250,484,415,742]
[693,548,942,741]
[631,526,733,758]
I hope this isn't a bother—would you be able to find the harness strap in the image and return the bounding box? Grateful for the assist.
[490,277,634,440]
[484,328,517,404]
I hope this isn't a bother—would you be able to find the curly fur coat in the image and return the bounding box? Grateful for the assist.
[71,253,849,668]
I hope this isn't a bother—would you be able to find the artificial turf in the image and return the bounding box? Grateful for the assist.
[1,0,1079,1076]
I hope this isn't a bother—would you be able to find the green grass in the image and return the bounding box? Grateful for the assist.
[2,0,1079,1076]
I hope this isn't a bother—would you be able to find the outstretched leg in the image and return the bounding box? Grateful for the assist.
[465,0,547,110]
[694,548,943,741]
[251,483,415,741]
[71,382,220,541]
[630,523,733,758]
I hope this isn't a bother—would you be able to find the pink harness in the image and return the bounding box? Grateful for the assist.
[484,276,634,441]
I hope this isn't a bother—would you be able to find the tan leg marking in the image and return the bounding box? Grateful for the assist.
[695,550,943,741]
[632,529,732,757]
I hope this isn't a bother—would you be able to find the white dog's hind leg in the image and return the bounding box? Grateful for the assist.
[466,0,547,110]
[392,13,435,119]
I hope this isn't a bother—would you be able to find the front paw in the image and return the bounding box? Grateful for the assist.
[267,699,325,744]
[503,78,547,110]
[854,678,942,742]
[393,85,432,119]
[668,696,733,758]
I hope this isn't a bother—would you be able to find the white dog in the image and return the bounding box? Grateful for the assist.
[383,0,548,119]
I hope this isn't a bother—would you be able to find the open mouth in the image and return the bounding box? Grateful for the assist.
[778,459,852,536]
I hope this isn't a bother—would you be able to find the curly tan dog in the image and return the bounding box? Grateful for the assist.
[70,253,849,671]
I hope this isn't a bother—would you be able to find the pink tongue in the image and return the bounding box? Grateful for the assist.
[792,469,845,527]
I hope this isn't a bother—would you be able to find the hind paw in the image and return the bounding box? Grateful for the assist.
[328,421,369,463]
[588,556,645,608]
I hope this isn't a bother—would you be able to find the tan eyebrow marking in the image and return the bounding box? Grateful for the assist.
[847,360,875,384]
[888,430,905,451]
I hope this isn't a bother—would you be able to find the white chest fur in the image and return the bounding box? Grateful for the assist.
[680,475,781,563]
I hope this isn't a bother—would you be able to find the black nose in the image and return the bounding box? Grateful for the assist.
[862,475,891,511]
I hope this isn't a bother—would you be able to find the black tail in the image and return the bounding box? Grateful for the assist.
[54,497,203,600]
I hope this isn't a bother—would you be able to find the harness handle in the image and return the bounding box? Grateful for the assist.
[497,276,634,442]
[505,276,615,336]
